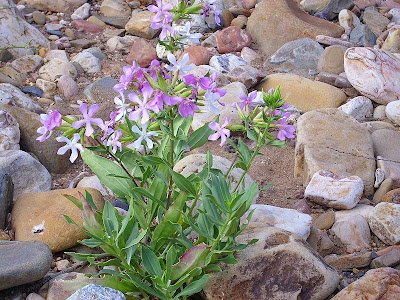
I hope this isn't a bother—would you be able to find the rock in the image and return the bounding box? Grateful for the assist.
[45,50,69,62]
[87,16,106,27]
[188,65,230,87]
[318,72,352,88]
[371,248,400,268]
[201,31,219,48]
[0,1,49,57]
[363,9,390,36]
[24,0,87,13]
[209,53,248,73]
[382,26,400,53]
[0,110,19,151]
[67,284,126,300]
[39,59,77,81]
[332,213,371,252]
[363,121,396,134]
[344,47,400,104]
[350,24,377,46]
[314,0,355,20]
[305,170,364,209]
[36,79,57,94]
[268,38,324,76]
[0,150,51,201]
[107,36,135,51]
[26,293,45,300]
[226,65,264,89]
[57,75,79,99]
[71,20,103,34]
[83,76,118,104]
[0,171,12,229]
[0,50,13,63]
[20,86,44,98]
[241,47,262,65]
[71,52,101,73]
[0,240,52,291]
[65,28,75,39]
[335,204,374,221]
[257,73,347,112]
[0,83,42,113]
[373,105,388,119]
[230,15,247,28]
[331,267,400,299]
[324,252,373,270]
[0,65,27,87]
[98,16,129,29]
[77,175,113,197]
[374,179,394,203]
[369,202,400,245]
[247,0,344,56]
[100,0,131,18]
[339,96,374,121]
[316,34,356,47]
[45,24,64,32]
[216,26,251,54]
[125,10,158,39]
[203,224,340,300]
[386,100,400,125]
[192,82,246,130]
[126,38,157,67]
[295,109,376,196]
[314,211,335,230]
[181,46,210,66]
[55,259,70,271]
[71,3,91,20]
[382,188,400,204]
[339,9,361,35]
[248,204,312,240]
[0,104,71,173]
[318,45,346,74]
[292,199,312,214]
[32,11,46,25]
[11,188,104,252]
[306,225,335,256]
[70,39,96,49]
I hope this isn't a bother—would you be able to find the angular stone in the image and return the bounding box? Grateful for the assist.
[24,0,87,13]
[382,26,400,53]
[268,38,324,76]
[369,202,400,245]
[226,65,264,89]
[216,26,252,54]
[247,0,344,56]
[12,188,104,252]
[324,252,373,270]
[371,248,400,268]
[318,45,346,74]
[0,83,42,113]
[71,20,103,34]
[9,55,43,74]
[39,59,77,81]
[314,211,335,230]
[181,46,210,66]
[306,225,335,256]
[363,9,390,36]
[100,0,131,18]
[57,75,79,99]
[126,38,157,67]
[84,77,118,104]
[71,3,90,20]
[381,188,400,204]
[71,52,101,73]
[0,171,12,229]
[295,108,376,196]
[125,11,158,39]
[350,24,377,46]
[67,284,126,300]
[203,224,340,300]
[314,0,355,20]
[339,96,373,121]
[209,53,248,73]
[0,110,19,151]
[344,47,400,104]
[70,39,96,49]
[0,240,52,291]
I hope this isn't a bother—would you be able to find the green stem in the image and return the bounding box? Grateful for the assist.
[224,154,238,179]
[166,114,175,209]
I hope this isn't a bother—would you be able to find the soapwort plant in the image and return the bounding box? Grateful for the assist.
[36,1,295,299]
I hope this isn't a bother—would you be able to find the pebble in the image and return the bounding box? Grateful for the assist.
[36,79,57,94]
[64,28,75,39]
[70,39,96,49]
[370,248,400,268]
[126,38,157,67]
[55,259,70,271]
[125,10,158,39]
[216,26,252,54]
[306,225,335,256]
[45,49,69,62]
[318,45,347,74]
[71,3,91,20]
[0,50,13,63]
[241,47,262,65]
[386,100,400,125]
[45,23,64,32]
[71,20,103,34]
[87,16,106,27]
[339,96,374,121]
[20,86,44,97]
[83,47,106,61]
[230,15,247,28]
[363,9,390,36]
[100,0,132,18]
[39,58,78,81]
[67,284,126,300]
[292,199,312,214]
[57,75,78,99]
[98,16,129,29]
[373,105,387,119]
[369,202,400,245]
[314,211,336,230]
[71,52,101,73]
[32,11,46,25]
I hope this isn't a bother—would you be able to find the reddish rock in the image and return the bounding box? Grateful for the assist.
[216,26,252,54]
[381,188,400,204]
[292,199,312,214]
[331,267,400,299]
[381,0,400,9]
[71,20,103,34]
[354,0,377,9]
[57,75,78,99]
[126,38,157,67]
[181,46,210,66]
[242,0,257,9]
[377,245,400,257]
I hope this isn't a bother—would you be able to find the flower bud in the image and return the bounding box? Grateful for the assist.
[80,192,103,237]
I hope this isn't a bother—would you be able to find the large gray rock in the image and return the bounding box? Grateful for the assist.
[0,1,49,57]
[0,240,52,291]
[67,284,126,300]
[295,109,376,196]
[0,171,12,229]
[0,150,51,201]
[203,224,340,300]
[0,83,42,113]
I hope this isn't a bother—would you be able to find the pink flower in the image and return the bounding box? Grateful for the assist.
[147,0,173,23]
[208,117,230,146]
[36,110,62,142]
[72,103,104,137]
[114,65,135,92]
[233,91,259,110]
[128,84,157,124]
[276,118,295,141]
[178,98,199,118]
[106,130,123,154]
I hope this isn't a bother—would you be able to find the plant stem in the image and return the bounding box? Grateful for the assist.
[166,114,175,209]
[224,154,238,179]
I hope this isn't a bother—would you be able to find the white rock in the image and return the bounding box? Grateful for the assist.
[369,202,400,245]
[389,8,400,24]
[339,96,373,121]
[339,9,360,35]
[106,36,136,51]
[0,110,20,151]
[305,170,364,209]
[71,3,91,20]
[77,175,113,197]
[374,168,386,188]
[0,83,42,113]
[332,213,371,252]
[335,204,374,222]
[0,150,51,201]
[71,52,101,73]
[373,105,387,119]
[344,47,400,104]
[385,100,400,125]
[209,54,248,73]
[248,204,312,240]
[39,59,77,81]
[44,50,69,62]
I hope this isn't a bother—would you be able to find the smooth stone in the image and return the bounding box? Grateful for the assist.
[71,52,101,73]
[209,53,248,73]
[314,0,355,20]
[70,39,96,49]
[181,46,210,66]
[67,284,126,300]
[12,188,104,252]
[247,0,344,56]
[318,45,347,74]
[46,31,63,37]
[216,26,252,54]
[363,9,390,36]
[335,204,374,222]
[83,47,106,61]
[77,175,113,197]
[314,211,336,230]
[24,0,87,13]
[203,224,340,300]
[339,96,374,121]
[45,50,69,62]
[386,100,400,125]
[100,0,131,18]
[373,178,394,203]
[32,11,46,25]
[0,172,12,229]
[369,202,400,245]
[295,109,376,196]
[381,188,400,203]
[382,26,400,53]
[57,75,78,99]
[374,105,388,119]
[370,248,400,268]
[257,73,347,112]
[45,23,64,32]
[84,77,118,104]
[98,16,129,29]
[316,34,356,47]
[339,9,361,35]
[362,121,397,134]
[0,83,42,113]
[125,10,158,39]
[36,79,57,94]
[226,65,264,89]
[0,240,52,291]
[306,225,335,256]
[87,16,106,27]
[292,199,312,214]
[39,59,77,81]
[0,110,20,151]
[71,20,103,34]
[0,50,13,63]
[126,38,157,67]
[71,3,90,20]
[107,36,135,51]
[324,252,373,270]
[268,38,324,76]
[350,24,377,46]
[65,28,75,39]
[9,54,43,74]
[241,47,262,65]
[21,86,44,97]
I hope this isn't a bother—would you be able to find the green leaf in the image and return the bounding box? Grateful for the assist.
[62,194,83,210]
[188,121,214,150]
[170,170,197,196]
[165,245,177,282]
[81,149,135,198]
[80,238,104,247]
[102,201,119,237]
[266,139,286,148]
[176,274,210,298]
[127,273,166,299]
[141,247,163,278]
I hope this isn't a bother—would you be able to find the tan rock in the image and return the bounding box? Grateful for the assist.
[38,59,77,81]
[257,73,347,112]
[369,202,400,245]
[314,211,335,230]
[306,225,335,257]
[247,0,344,56]
[381,188,400,203]
[12,188,104,252]
[100,0,131,18]
[324,252,372,270]
[125,11,159,39]
[295,108,376,195]
[318,45,347,74]
[25,0,87,13]
[374,179,394,203]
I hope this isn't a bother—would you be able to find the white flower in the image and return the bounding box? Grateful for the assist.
[130,122,158,150]
[165,52,195,76]
[178,22,202,44]
[204,90,220,114]
[56,133,84,163]
[114,92,131,123]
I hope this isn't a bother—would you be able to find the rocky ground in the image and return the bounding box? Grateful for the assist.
[1,0,400,299]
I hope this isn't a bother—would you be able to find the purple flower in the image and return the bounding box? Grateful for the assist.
[151,14,174,40]
[114,65,135,92]
[101,111,118,141]
[163,94,183,106]
[72,103,104,137]
[106,130,123,154]
[36,110,62,142]
[147,0,173,23]
[131,122,158,150]
[198,73,216,91]
[56,133,84,163]
[276,118,295,141]
[165,53,195,76]
[232,91,259,110]
[183,74,198,89]
[114,92,131,122]
[148,90,164,111]
[178,98,199,118]
[128,84,157,124]
[208,117,230,146]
